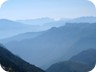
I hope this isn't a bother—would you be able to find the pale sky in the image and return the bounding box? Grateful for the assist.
[0,0,96,20]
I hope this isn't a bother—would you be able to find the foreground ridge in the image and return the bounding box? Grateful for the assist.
[0,45,45,72]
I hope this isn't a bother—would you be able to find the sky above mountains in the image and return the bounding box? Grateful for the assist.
[0,0,96,20]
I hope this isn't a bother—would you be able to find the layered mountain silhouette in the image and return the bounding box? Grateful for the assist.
[46,61,89,72]
[0,31,44,44]
[1,16,96,39]
[0,19,35,39]
[0,19,48,39]
[0,19,28,29]
[70,49,96,69]
[46,49,96,72]
[4,22,96,68]
[0,45,45,72]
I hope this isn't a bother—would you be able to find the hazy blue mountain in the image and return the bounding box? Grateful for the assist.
[63,23,96,59]
[46,49,96,72]
[44,20,67,28]
[46,61,89,72]
[70,49,96,69]
[42,22,96,69]
[0,18,69,39]
[0,19,48,39]
[5,22,96,68]
[0,19,33,31]
[17,17,54,26]
[2,16,96,39]
[0,45,45,72]
[18,16,96,27]
[0,19,34,39]
[0,31,44,44]
[5,25,79,67]
[42,16,96,29]
[69,16,96,23]
[0,19,26,29]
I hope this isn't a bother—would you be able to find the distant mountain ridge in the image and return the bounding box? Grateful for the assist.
[69,16,96,23]
[0,19,47,39]
[1,16,96,39]
[0,19,28,30]
[0,19,32,39]
[0,31,44,44]
[17,17,54,26]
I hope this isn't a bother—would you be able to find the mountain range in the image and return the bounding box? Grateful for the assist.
[0,31,44,44]
[0,18,66,39]
[1,16,96,69]
[4,22,96,68]
[17,17,54,26]
[1,16,96,39]
[69,16,96,23]
[46,49,96,72]
[0,19,43,39]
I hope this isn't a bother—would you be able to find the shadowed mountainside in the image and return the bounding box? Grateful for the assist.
[0,45,45,72]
